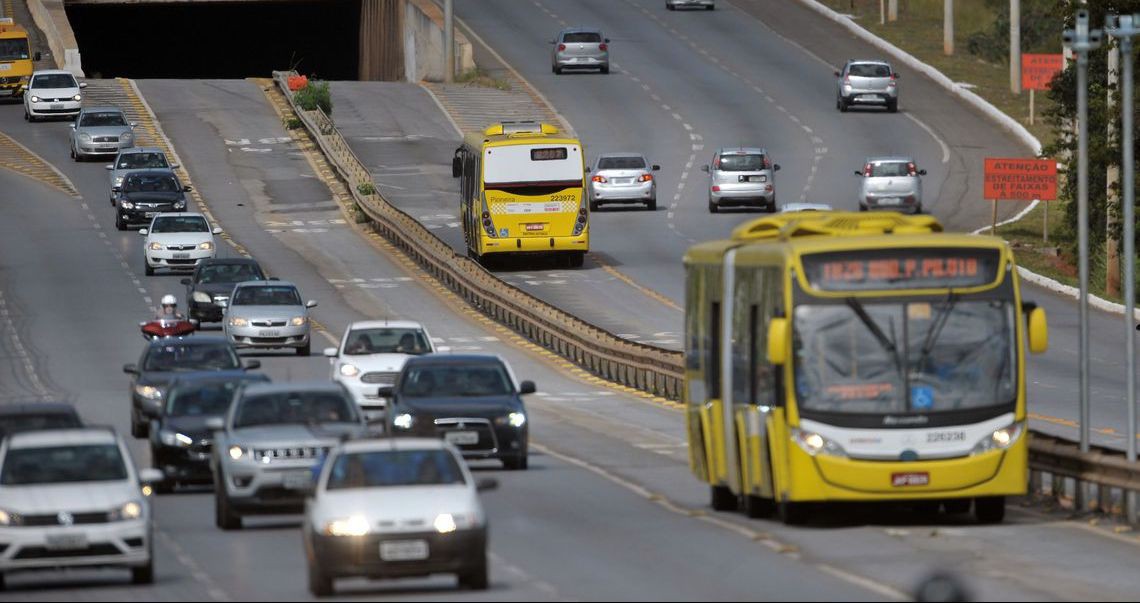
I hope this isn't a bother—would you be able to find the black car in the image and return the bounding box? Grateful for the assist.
[124,336,260,438]
[150,371,270,492]
[114,169,192,231]
[382,355,534,470]
[181,258,267,322]
[0,402,82,437]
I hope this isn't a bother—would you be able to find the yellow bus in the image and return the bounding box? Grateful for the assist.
[683,211,1048,525]
[0,19,39,98]
[452,121,588,267]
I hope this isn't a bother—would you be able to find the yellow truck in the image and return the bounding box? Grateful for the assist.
[0,18,40,98]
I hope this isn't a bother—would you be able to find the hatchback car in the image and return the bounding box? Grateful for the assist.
[855,156,926,213]
[551,28,610,74]
[106,148,177,205]
[181,258,267,323]
[666,0,714,8]
[140,213,221,276]
[701,147,780,213]
[0,402,82,438]
[224,280,317,356]
[70,107,135,161]
[0,428,163,588]
[114,170,191,231]
[587,153,660,210]
[384,355,534,470]
[836,60,899,113]
[325,320,436,420]
[22,69,84,121]
[303,438,496,596]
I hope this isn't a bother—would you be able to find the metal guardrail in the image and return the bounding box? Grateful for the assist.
[271,71,1140,519]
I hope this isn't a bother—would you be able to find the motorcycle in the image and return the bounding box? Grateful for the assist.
[139,317,198,340]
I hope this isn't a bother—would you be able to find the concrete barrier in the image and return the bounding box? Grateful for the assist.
[26,0,82,76]
[403,0,474,82]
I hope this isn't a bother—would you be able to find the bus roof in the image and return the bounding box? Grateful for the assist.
[0,19,29,38]
[464,121,580,149]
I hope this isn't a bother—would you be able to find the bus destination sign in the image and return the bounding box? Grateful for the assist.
[801,248,1001,292]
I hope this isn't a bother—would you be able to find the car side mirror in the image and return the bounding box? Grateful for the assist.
[188,319,200,329]
[69,123,76,130]
[519,380,537,395]
[854,170,863,176]
[700,165,709,173]
[306,300,318,308]
[123,363,139,375]
[138,229,148,236]
[205,417,225,431]
[476,478,499,492]
[604,38,611,43]
[79,82,88,88]
[180,278,192,286]
[323,347,338,358]
[652,165,660,171]
[33,51,41,62]
[584,166,592,173]
[549,39,556,44]
[244,359,262,370]
[183,185,193,192]
[834,70,841,77]
[918,169,927,176]
[212,227,222,235]
[112,186,122,192]
[171,164,181,169]
[377,385,395,398]
[893,72,901,78]
[105,164,113,170]
[773,164,781,171]
[138,468,163,485]
[130,122,138,128]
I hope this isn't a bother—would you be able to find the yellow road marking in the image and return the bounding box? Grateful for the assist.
[594,257,683,312]
[1029,412,1124,437]
[0,130,78,196]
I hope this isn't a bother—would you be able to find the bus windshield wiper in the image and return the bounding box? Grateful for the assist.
[916,292,958,371]
[845,297,903,375]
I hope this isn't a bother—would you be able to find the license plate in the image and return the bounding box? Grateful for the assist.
[46,533,89,551]
[614,178,633,185]
[859,94,879,100]
[258,329,281,337]
[380,539,429,561]
[51,103,63,110]
[891,472,930,487]
[444,431,479,445]
[173,252,191,259]
[879,197,901,205]
[525,223,545,232]
[282,470,312,490]
[0,64,11,71]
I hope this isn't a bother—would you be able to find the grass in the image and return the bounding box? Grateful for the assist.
[455,67,511,91]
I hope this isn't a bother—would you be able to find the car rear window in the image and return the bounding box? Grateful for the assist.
[848,64,891,77]
[869,162,911,177]
[598,156,646,170]
[716,154,767,172]
[564,32,602,43]
[326,449,466,490]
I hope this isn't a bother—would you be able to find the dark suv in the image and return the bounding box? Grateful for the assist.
[114,169,192,231]
[182,258,267,323]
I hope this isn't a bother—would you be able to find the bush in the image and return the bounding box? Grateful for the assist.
[966,0,1065,63]
[357,182,376,196]
[353,202,372,224]
[294,81,333,115]
[283,116,302,130]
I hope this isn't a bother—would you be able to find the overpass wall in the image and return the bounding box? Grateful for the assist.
[402,0,472,82]
[28,0,82,76]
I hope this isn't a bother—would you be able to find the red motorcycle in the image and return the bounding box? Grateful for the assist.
[139,317,198,340]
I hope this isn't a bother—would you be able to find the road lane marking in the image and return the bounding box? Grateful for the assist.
[903,113,951,164]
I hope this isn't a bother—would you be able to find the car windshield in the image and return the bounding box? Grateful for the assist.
[1,444,127,485]
[563,32,601,43]
[849,63,891,77]
[0,39,30,61]
[143,343,242,372]
[792,300,1016,414]
[166,381,249,416]
[124,174,179,193]
[151,216,208,233]
[232,286,301,306]
[400,364,513,397]
[80,112,127,127]
[117,152,169,170]
[716,154,766,171]
[326,449,465,490]
[233,391,357,428]
[0,412,81,435]
[869,162,912,177]
[197,263,263,285]
[343,327,430,355]
[597,156,646,170]
[32,73,76,89]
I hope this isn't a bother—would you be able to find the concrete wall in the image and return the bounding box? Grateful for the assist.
[26,0,83,76]
[403,0,473,82]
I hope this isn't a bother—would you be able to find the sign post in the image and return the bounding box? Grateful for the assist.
[1021,53,1064,125]
[983,158,1058,237]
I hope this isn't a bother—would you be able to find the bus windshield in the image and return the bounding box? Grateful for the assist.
[792,298,1015,414]
[483,144,582,189]
[0,38,30,61]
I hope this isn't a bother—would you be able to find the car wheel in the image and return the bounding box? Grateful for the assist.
[502,454,528,470]
[0,572,5,590]
[144,261,155,276]
[838,97,848,112]
[308,560,334,596]
[887,99,898,113]
[600,65,610,74]
[553,65,562,75]
[458,552,489,590]
[297,342,311,356]
[116,216,127,231]
[214,473,242,530]
[707,3,714,8]
[667,2,675,9]
[646,197,657,211]
[974,496,1005,524]
[131,558,154,584]
[859,204,868,212]
[708,199,719,213]
[130,411,147,438]
[710,485,736,511]
[914,203,923,215]
[70,146,76,160]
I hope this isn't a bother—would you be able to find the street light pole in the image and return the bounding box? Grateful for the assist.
[1106,12,1140,524]
[1063,9,1102,510]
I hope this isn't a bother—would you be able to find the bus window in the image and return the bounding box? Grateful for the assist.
[709,302,721,399]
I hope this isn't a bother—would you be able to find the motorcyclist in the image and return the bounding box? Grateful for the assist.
[155,294,185,320]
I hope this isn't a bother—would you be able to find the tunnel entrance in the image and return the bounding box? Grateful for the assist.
[66,0,360,80]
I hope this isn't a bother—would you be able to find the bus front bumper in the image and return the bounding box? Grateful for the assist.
[481,234,588,254]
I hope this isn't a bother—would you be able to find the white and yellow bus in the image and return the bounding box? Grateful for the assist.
[683,211,1048,524]
[453,122,588,267]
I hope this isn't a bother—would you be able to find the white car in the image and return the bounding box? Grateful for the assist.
[303,438,497,596]
[139,213,221,276]
[324,320,437,420]
[0,428,163,588]
[23,69,84,122]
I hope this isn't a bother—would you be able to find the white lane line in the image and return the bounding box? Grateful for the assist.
[683,123,693,131]
[816,564,910,601]
[904,113,951,164]
[667,212,674,219]
[802,125,813,133]
[671,113,683,121]
[661,104,671,111]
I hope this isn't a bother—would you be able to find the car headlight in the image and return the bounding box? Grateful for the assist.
[29,95,39,103]
[229,317,248,327]
[228,445,248,461]
[134,385,163,400]
[290,316,307,327]
[160,430,194,447]
[192,291,212,304]
[120,200,134,209]
[971,422,1025,455]
[791,428,847,457]
[109,500,143,521]
[198,241,214,251]
[339,363,360,377]
[72,94,82,102]
[433,513,457,534]
[325,515,370,537]
[79,132,92,142]
[148,242,164,251]
[173,201,186,210]
[114,176,124,186]
[121,132,133,141]
[0,509,21,526]
[393,413,414,430]
[496,412,527,427]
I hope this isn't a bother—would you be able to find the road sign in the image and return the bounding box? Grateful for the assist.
[1022,54,1064,90]
[984,158,1057,201]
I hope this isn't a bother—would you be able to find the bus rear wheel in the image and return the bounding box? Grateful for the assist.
[743,494,776,518]
[974,496,1005,524]
[566,252,585,268]
[779,501,811,525]
[710,485,737,511]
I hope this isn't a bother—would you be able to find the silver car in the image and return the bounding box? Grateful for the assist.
[701,147,780,213]
[70,107,136,161]
[666,0,714,9]
[551,28,609,74]
[856,156,926,213]
[106,147,177,205]
[836,60,899,113]
[587,153,660,211]
[223,280,317,356]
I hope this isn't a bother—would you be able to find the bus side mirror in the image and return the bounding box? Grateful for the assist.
[1028,307,1048,354]
[452,151,462,178]
[34,51,42,62]
[767,318,789,365]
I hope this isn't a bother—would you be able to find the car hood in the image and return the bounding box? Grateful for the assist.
[401,396,519,417]
[146,232,213,246]
[122,190,183,203]
[0,482,138,515]
[30,87,79,98]
[341,353,415,373]
[77,125,131,137]
[160,414,221,440]
[229,423,364,447]
[312,485,476,526]
[226,305,305,320]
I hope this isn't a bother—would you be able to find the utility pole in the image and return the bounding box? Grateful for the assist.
[1108,42,1121,297]
[944,0,954,55]
[888,0,898,22]
[1011,0,1022,93]
[444,0,454,83]
[1063,9,1102,511]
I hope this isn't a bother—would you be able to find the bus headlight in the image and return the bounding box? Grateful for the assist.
[971,422,1024,455]
[791,428,846,457]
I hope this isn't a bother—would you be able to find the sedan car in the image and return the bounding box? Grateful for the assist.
[666,0,714,8]
[22,69,84,121]
[211,382,371,530]
[140,213,221,275]
[304,438,496,595]
[836,59,898,113]
[70,107,136,161]
[325,320,436,420]
[181,258,267,323]
[383,355,534,470]
[587,153,660,211]
[702,147,780,213]
[0,427,163,588]
[855,156,926,213]
[123,336,259,438]
[0,402,82,438]
[114,170,191,231]
[149,371,270,493]
[106,147,177,205]
[551,28,609,74]
[224,280,317,356]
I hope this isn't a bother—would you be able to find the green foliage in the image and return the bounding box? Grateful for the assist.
[966,0,1066,63]
[283,116,302,130]
[356,182,376,196]
[294,81,333,116]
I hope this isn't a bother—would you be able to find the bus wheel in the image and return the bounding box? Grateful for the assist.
[743,494,776,519]
[710,485,737,511]
[974,496,1005,524]
[566,252,585,268]
[942,499,971,515]
[779,501,811,525]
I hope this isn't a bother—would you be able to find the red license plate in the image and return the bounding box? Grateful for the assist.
[525,223,546,231]
[891,472,930,487]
